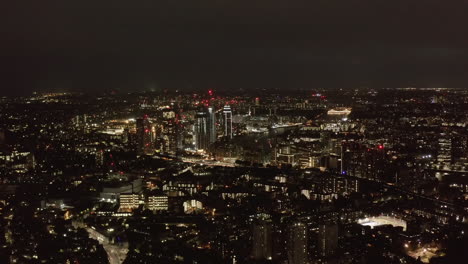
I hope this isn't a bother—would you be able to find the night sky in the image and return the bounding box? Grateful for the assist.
[1,0,468,95]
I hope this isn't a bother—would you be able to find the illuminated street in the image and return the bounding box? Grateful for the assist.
[87,228,128,264]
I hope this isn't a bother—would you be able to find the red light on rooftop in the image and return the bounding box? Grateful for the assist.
[378,145,384,149]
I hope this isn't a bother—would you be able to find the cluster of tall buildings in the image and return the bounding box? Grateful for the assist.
[194,105,233,151]
[135,107,180,156]
[134,104,234,155]
[250,218,337,263]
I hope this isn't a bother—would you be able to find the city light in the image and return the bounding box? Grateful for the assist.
[1,85,466,263]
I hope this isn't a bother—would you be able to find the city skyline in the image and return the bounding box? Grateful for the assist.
[1,1,468,264]
[1,88,468,263]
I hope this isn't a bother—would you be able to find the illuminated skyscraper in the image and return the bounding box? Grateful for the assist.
[223,105,232,139]
[207,106,216,144]
[194,109,209,150]
[136,116,152,155]
[287,222,308,264]
[161,107,178,155]
[194,106,216,151]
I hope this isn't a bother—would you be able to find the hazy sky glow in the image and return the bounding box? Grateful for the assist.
[1,0,468,95]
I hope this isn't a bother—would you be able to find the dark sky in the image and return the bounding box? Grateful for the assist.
[1,0,468,95]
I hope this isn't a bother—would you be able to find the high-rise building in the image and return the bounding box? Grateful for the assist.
[194,106,216,151]
[194,109,209,150]
[161,107,178,155]
[223,105,233,139]
[251,219,273,260]
[207,106,216,144]
[287,222,308,264]
[317,224,338,257]
[136,116,153,155]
